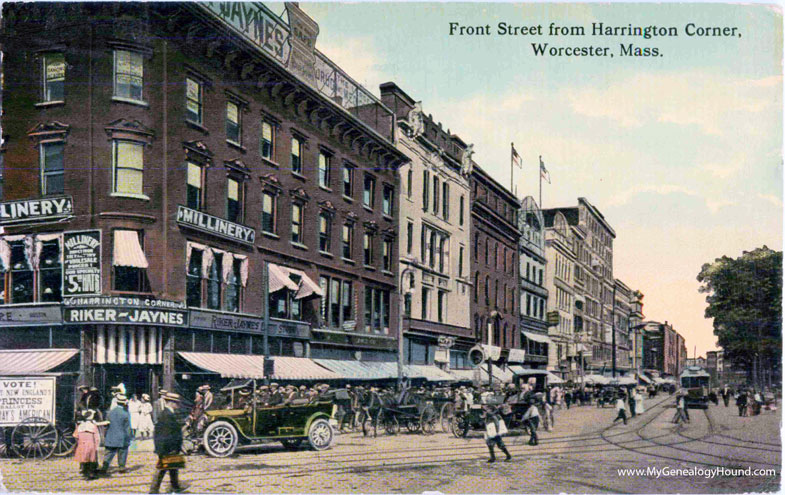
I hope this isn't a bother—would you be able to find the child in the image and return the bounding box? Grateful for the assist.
[74,410,101,480]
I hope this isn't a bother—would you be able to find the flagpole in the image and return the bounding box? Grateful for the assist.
[539,155,543,208]
[510,143,514,192]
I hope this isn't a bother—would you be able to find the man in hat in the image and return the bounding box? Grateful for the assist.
[152,389,167,424]
[267,383,283,406]
[100,394,132,474]
[238,388,252,412]
[200,385,214,411]
[522,399,540,446]
[150,392,185,494]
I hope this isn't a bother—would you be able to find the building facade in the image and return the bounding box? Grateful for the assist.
[518,196,550,369]
[543,198,615,373]
[379,83,473,370]
[0,2,409,395]
[706,349,724,386]
[543,210,577,378]
[629,290,645,374]
[470,165,520,355]
[642,320,686,377]
[613,279,632,373]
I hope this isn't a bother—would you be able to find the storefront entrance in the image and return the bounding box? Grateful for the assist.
[95,364,161,400]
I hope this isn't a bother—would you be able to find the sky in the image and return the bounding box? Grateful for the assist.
[272,2,783,357]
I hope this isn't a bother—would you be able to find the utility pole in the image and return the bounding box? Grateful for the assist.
[262,261,271,385]
[611,284,617,378]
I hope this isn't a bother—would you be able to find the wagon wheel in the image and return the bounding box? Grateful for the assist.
[450,414,469,438]
[420,406,438,435]
[382,412,399,435]
[11,417,58,460]
[440,403,455,433]
[53,425,77,457]
[405,418,419,433]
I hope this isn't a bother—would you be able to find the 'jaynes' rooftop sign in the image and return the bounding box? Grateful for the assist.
[176,205,256,246]
[0,196,73,225]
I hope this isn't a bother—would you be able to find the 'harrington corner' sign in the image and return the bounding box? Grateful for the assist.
[176,205,256,245]
[63,296,187,327]
[0,196,73,225]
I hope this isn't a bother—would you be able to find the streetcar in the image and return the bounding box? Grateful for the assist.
[679,366,713,409]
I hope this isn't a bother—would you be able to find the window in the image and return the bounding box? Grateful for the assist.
[526,294,531,316]
[262,191,276,234]
[320,276,352,329]
[186,162,204,210]
[342,223,353,260]
[271,278,301,320]
[318,212,331,253]
[432,176,440,214]
[39,240,62,302]
[363,175,375,208]
[226,101,241,144]
[186,77,202,124]
[42,53,65,102]
[113,230,150,293]
[206,252,222,310]
[474,272,479,302]
[421,288,430,320]
[458,246,464,277]
[437,290,446,323]
[291,203,303,244]
[407,169,412,198]
[9,242,33,303]
[459,195,465,226]
[382,185,393,216]
[363,233,373,266]
[342,164,353,198]
[318,151,331,189]
[406,222,413,254]
[226,177,243,223]
[290,136,303,174]
[260,121,275,160]
[186,249,202,307]
[114,50,143,102]
[113,140,144,196]
[438,237,446,273]
[484,276,490,305]
[364,287,390,333]
[422,170,429,211]
[485,239,489,265]
[404,293,412,317]
[40,142,64,195]
[382,239,393,272]
[442,182,449,220]
[225,258,242,312]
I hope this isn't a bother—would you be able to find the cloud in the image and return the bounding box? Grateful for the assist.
[316,36,387,92]
[758,193,783,208]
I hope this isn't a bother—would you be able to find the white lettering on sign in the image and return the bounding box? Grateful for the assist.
[0,378,56,427]
[0,197,73,224]
[176,205,256,245]
[203,2,291,65]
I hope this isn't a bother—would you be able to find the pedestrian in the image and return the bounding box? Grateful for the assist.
[721,385,731,407]
[736,390,747,417]
[628,388,637,418]
[74,410,101,480]
[672,392,689,424]
[634,388,645,414]
[543,400,554,431]
[150,392,185,494]
[100,394,132,474]
[564,389,572,409]
[128,394,142,438]
[613,394,628,425]
[201,385,214,411]
[522,400,540,445]
[152,389,167,424]
[482,404,511,463]
[138,394,154,439]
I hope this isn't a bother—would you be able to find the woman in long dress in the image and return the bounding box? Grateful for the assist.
[128,394,141,437]
[634,388,645,414]
[74,410,101,480]
[138,394,155,438]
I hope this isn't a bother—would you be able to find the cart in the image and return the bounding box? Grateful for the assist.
[376,393,438,436]
[0,374,80,460]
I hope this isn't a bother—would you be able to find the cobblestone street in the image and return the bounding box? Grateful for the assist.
[1,395,779,493]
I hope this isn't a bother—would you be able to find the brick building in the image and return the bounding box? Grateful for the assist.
[642,320,686,377]
[0,2,409,396]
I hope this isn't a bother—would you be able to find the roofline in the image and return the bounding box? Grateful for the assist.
[472,164,518,205]
[578,197,616,237]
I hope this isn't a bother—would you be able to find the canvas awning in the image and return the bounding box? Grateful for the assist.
[583,374,611,385]
[312,359,388,380]
[507,348,526,364]
[522,331,552,345]
[509,366,548,377]
[448,368,477,381]
[178,352,338,381]
[0,349,78,374]
[113,230,149,268]
[268,263,299,293]
[638,374,652,384]
[408,365,455,382]
[547,372,565,384]
[576,344,589,353]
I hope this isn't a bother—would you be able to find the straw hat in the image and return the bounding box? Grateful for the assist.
[115,394,128,405]
[163,392,182,402]
[81,409,95,420]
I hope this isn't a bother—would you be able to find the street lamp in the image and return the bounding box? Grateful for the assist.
[398,256,418,390]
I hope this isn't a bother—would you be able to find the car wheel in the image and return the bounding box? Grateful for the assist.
[203,421,238,458]
[281,438,304,451]
[450,415,469,438]
[440,403,455,433]
[307,418,333,451]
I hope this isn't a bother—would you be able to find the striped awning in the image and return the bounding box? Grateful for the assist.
[113,230,149,268]
[268,264,299,293]
[407,365,455,382]
[522,331,552,345]
[178,352,338,381]
[312,359,389,380]
[0,349,79,374]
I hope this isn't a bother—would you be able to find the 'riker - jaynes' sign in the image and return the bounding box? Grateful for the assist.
[62,230,102,297]
[63,296,187,327]
[176,205,256,245]
[0,196,73,225]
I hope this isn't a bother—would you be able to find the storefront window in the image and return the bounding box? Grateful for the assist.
[225,258,242,313]
[38,240,62,302]
[186,249,202,308]
[207,253,222,310]
[10,242,33,303]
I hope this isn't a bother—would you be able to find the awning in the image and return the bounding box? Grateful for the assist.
[312,359,389,380]
[408,365,455,382]
[583,374,611,385]
[448,368,477,381]
[286,268,324,299]
[611,376,637,386]
[509,366,548,377]
[507,348,526,364]
[576,344,589,353]
[547,372,565,384]
[178,352,338,381]
[638,374,652,384]
[268,263,299,293]
[522,331,552,345]
[113,230,149,268]
[0,349,78,374]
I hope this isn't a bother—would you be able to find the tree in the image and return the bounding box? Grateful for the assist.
[697,246,782,387]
